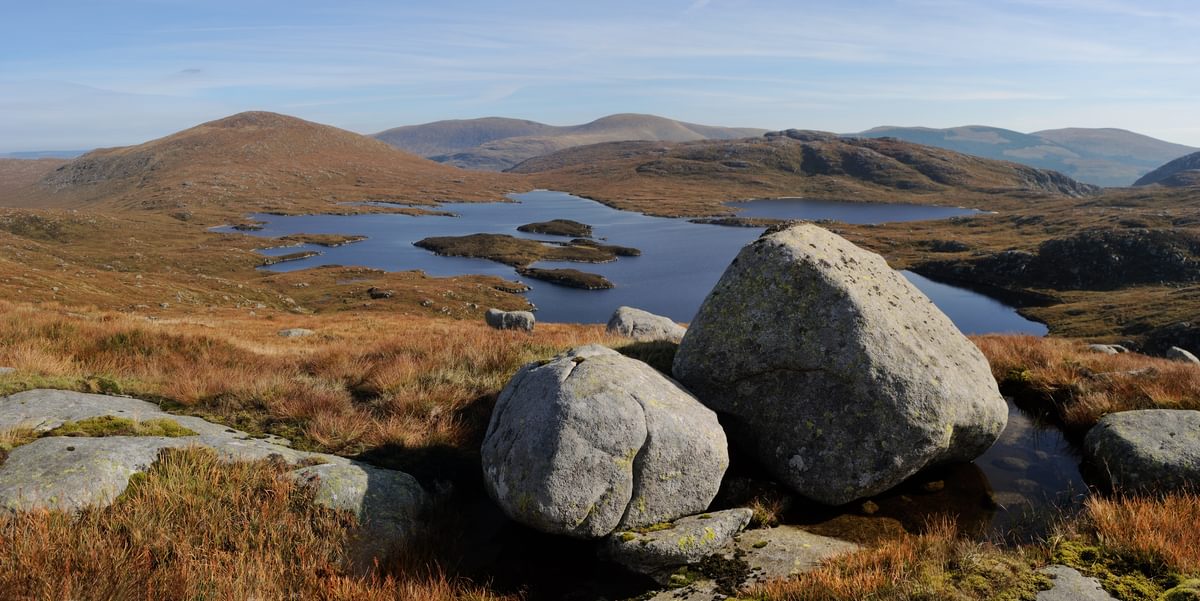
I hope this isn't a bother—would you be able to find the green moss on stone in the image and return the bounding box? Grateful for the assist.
[46,415,197,438]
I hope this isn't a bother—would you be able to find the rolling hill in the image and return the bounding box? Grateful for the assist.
[1134,151,1200,187]
[511,129,1099,216]
[0,158,68,201]
[854,125,1196,187]
[7,111,521,217]
[373,113,767,171]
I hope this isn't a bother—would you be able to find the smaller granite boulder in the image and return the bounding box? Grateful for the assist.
[481,346,728,538]
[1084,409,1200,493]
[607,306,687,343]
[0,367,14,375]
[1087,344,1128,355]
[278,328,315,338]
[1166,346,1200,364]
[485,308,535,332]
[605,508,752,582]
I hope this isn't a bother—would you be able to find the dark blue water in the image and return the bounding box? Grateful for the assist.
[728,197,982,222]
[218,190,1044,334]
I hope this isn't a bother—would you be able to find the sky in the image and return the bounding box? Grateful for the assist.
[1,0,1198,152]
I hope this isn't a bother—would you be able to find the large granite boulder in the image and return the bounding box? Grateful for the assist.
[673,224,1007,505]
[1165,346,1200,364]
[485,308,535,331]
[607,306,687,343]
[481,345,728,538]
[1083,409,1200,493]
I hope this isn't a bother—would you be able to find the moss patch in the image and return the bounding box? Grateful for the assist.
[45,415,197,438]
[1053,540,1191,601]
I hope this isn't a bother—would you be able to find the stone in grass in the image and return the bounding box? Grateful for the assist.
[278,328,315,338]
[605,508,752,582]
[1084,409,1200,493]
[607,306,687,343]
[289,462,428,570]
[484,308,535,331]
[1166,346,1200,364]
[1037,565,1116,601]
[481,345,728,538]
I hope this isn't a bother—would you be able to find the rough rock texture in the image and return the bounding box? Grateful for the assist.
[481,346,728,538]
[1087,344,1127,355]
[646,525,860,599]
[278,328,315,338]
[1037,565,1117,601]
[605,508,751,581]
[1166,346,1200,364]
[289,462,428,567]
[673,224,1007,505]
[606,306,687,343]
[484,308,535,331]
[1084,409,1200,493]
[0,436,193,512]
[0,389,427,561]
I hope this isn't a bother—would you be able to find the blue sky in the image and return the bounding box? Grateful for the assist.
[2,0,1198,152]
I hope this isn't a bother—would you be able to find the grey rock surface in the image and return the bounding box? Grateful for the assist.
[1037,565,1116,601]
[481,346,728,538]
[485,308,535,331]
[1087,344,1127,355]
[1166,346,1200,364]
[0,367,14,375]
[605,508,751,581]
[1084,409,1200,493]
[277,327,315,338]
[606,306,687,343]
[289,462,428,567]
[673,224,1007,505]
[645,525,860,599]
[0,436,192,512]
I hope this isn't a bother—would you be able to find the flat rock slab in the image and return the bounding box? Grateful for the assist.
[1084,409,1200,493]
[644,525,859,599]
[606,508,752,581]
[607,306,687,343]
[1037,565,1116,601]
[0,436,192,511]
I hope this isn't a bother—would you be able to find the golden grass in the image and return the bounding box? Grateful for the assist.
[747,520,1048,601]
[0,300,615,456]
[0,447,518,601]
[1083,493,1200,576]
[972,335,1200,433]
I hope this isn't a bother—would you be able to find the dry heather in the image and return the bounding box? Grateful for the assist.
[974,335,1200,434]
[0,300,615,456]
[0,447,517,601]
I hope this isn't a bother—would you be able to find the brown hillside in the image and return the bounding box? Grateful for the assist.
[7,111,525,219]
[512,130,1099,216]
[0,158,67,201]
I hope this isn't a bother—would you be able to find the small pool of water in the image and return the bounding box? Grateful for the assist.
[727,197,982,223]
[219,190,1044,335]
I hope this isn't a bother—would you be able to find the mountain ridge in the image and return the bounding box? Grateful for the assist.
[854,125,1196,187]
[1134,151,1200,187]
[373,113,767,171]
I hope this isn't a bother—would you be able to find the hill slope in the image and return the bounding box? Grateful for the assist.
[10,111,521,217]
[0,158,67,202]
[855,125,1196,187]
[374,113,767,171]
[1134,151,1200,187]
[511,129,1099,216]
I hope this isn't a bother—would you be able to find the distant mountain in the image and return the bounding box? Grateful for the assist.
[374,113,767,171]
[1134,151,1200,187]
[853,126,1196,187]
[511,129,1099,216]
[8,111,518,215]
[1,150,89,159]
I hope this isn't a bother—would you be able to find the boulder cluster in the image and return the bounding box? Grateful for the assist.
[480,224,1011,580]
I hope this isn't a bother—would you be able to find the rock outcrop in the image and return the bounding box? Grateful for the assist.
[606,306,687,343]
[481,345,728,538]
[673,224,1007,505]
[484,308,535,331]
[604,508,752,582]
[1084,409,1200,493]
[0,390,427,561]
